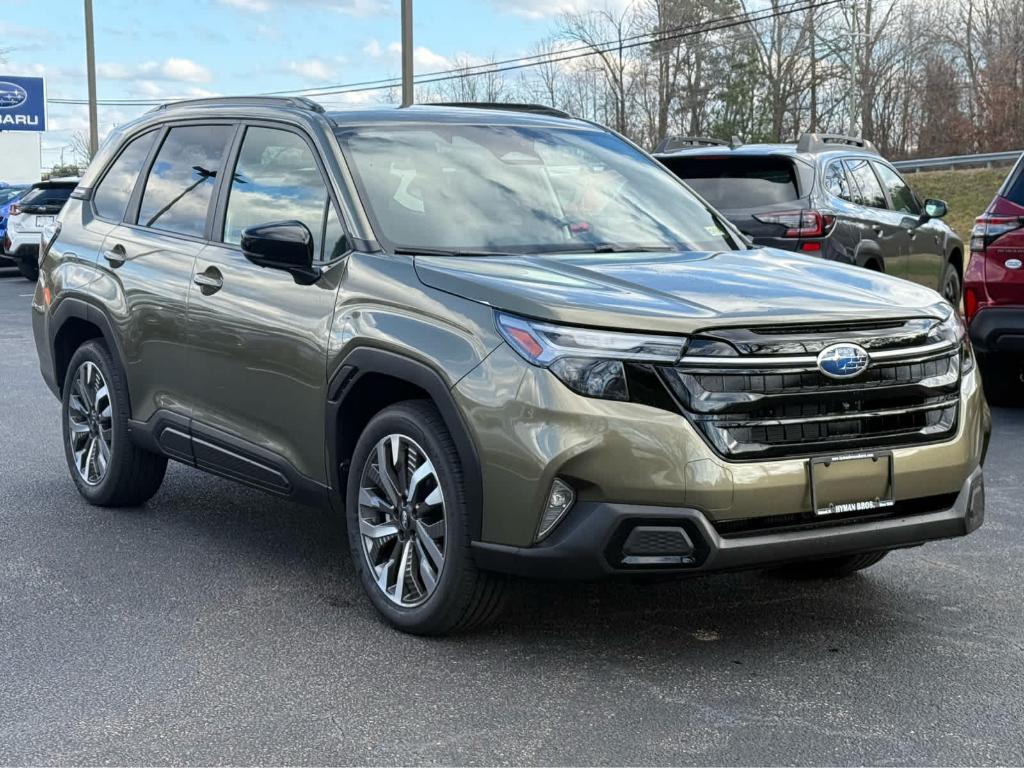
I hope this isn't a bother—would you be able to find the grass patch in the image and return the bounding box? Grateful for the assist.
[906,166,1010,240]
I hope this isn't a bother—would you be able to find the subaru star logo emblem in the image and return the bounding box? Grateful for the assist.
[817,342,870,379]
[0,82,27,109]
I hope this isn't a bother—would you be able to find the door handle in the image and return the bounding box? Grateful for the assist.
[871,225,883,235]
[103,244,126,266]
[193,268,224,294]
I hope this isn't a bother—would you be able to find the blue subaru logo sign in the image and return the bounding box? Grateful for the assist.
[0,82,27,109]
[0,75,46,131]
[817,342,870,379]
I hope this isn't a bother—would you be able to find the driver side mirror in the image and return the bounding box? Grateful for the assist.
[920,198,948,223]
[240,220,320,285]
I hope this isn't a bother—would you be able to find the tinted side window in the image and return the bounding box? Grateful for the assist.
[844,158,887,209]
[223,127,335,259]
[93,130,157,221]
[823,161,854,201]
[873,162,919,214]
[137,125,234,238]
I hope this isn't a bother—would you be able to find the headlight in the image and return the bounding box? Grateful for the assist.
[928,301,973,373]
[496,312,687,401]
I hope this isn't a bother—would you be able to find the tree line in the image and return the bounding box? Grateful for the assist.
[405,0,1023,159]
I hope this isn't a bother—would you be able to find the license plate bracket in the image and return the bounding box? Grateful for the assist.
[808,451,895,517]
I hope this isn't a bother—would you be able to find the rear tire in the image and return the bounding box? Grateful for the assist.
[16,256,38,282]
[345,400,507,635]
[62,340,167,506]
[773,550,889,579]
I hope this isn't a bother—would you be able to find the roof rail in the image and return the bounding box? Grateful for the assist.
[150,96,326,114]
[796,132,878,154]
[654,135,740,153]
[424,102,572,119]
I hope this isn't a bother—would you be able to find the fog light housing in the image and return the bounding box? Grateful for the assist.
[536,478,575,541]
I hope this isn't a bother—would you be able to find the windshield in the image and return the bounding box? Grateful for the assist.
[335,123,742,254]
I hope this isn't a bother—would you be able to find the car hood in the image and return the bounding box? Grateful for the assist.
[414,248,945,333]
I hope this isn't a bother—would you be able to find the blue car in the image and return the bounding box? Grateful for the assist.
[0,185,30,264]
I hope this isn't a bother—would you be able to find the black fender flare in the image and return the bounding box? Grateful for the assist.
[49,296,127,396]
[326,347,484,539]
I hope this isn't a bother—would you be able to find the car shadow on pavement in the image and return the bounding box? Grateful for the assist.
[111,464,914,650]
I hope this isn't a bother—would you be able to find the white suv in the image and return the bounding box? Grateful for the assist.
[4,178,78,280]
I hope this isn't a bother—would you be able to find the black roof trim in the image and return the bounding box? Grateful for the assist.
[149,96,326,114]
[422,102,572,119]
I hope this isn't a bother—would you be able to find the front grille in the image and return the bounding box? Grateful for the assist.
[663,319,962,460]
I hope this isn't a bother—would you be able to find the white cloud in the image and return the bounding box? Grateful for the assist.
[363,38,454,74]
[488,0,629,20]
[283,57,343,82]
[97,58,212,84]
[218,0,272,10]
[160,58,213,83]
[216,0,389,17]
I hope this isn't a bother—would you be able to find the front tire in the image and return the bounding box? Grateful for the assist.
[773,550,889,579]
[941,261,962,307]
[345,400,506,635]
[62,341,167,506]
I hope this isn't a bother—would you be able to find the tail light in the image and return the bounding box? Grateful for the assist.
[8,203,20,217]
[970,214,1024,253]
[964,286,980,323]
[753,210,835,238]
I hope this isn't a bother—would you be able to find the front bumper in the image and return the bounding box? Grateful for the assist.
[473,466,985,579]
[969,307,1024,355]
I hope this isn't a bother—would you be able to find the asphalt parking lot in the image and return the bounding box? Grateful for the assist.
[1,267,1022,767]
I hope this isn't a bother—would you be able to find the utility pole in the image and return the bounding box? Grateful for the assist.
[847,2,858,136]
[400,0,413,107]
[84,0,99,157]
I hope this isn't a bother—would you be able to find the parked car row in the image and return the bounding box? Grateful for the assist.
[653,132,1022,404]
[1,177,78,281]
[653,132,963,305]
[31,98,991,635]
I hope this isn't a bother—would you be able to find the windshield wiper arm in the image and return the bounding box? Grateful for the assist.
[557,244,677,254]
[394,247,520,258]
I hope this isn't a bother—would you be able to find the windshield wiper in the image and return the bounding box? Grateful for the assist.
[556,244,678,254]
[394,246,522,258]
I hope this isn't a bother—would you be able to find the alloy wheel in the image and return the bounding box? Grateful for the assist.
[67,361,113,486]
[357,433,447,608]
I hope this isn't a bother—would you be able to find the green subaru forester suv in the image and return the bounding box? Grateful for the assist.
[32,98,990,634]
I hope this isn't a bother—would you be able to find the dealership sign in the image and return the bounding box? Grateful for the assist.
[0,76,46,131]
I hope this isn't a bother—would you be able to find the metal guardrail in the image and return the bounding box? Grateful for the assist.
[893,150,1022,173]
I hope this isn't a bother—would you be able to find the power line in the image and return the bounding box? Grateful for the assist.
[264,0,832,98]
[47,0,841,107]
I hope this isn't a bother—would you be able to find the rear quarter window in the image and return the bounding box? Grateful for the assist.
[660,155,800,209]
[1000,156,1024,206]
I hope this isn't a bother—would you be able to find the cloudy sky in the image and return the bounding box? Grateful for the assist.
[1,0,614,168]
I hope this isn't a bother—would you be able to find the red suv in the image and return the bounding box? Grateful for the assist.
[966,154,1024,403]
